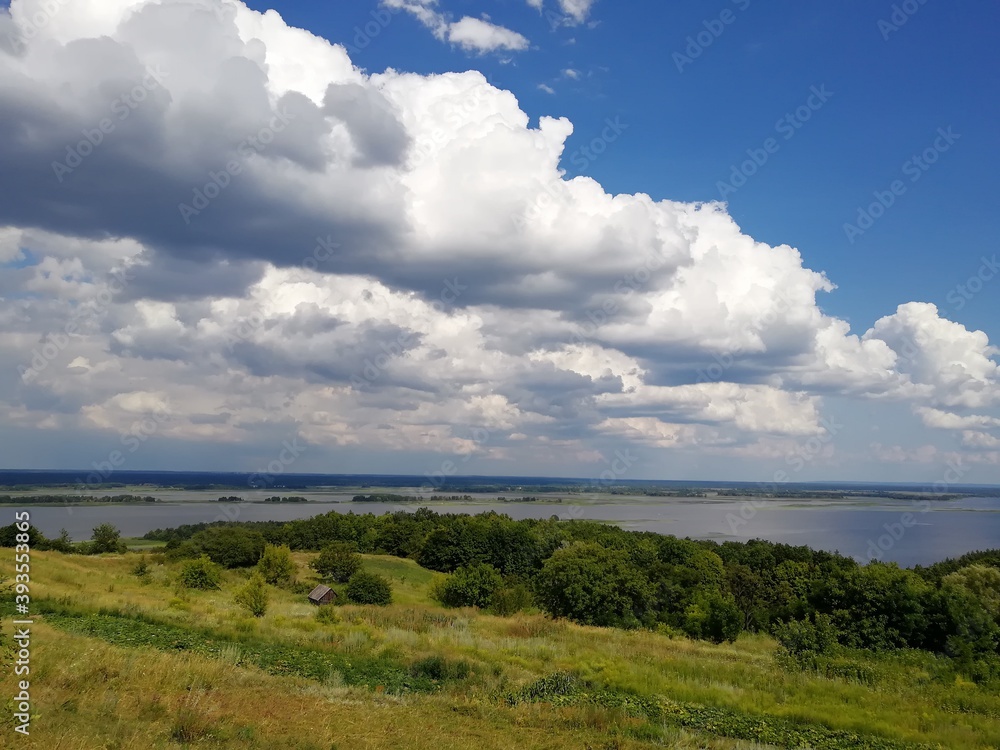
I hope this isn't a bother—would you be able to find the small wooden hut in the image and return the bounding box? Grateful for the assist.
[308,584,336,605]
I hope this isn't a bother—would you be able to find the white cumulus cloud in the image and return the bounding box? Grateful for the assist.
[0,0,996,475]
[383,1,528,54]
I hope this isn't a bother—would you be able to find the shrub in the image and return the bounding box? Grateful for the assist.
[164,540,197,561]
[774,613,840,660]
[257,544,297,586]
[47,528,75,553]
[90,523,126,554]
[432,563,503,609]
[345,571,392,606]
[410,655,471,681]
[312,542,362,583]
[488,583,535,616]
[132,556,150,579]
[190,526,266,568]
[234,572,269,617]
[315,605,340,625]
[178,556,222,590]
[505,672,582,704]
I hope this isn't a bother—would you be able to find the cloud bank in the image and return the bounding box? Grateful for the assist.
[0,0,997,477]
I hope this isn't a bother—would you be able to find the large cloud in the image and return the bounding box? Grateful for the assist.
[0,0,997,474]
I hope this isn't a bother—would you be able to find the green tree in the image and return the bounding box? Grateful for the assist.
[416,524,482,572]
[432,563,503,609]
[345,571,393,605]
[682,591,744,644]
[812,562,929,650]
[257,544,297,586]
[0,524,47,548]
[178,555,222,590]
[930,566,1000,666]
[726,563,767,630]
[944,565,1000,620]
[646,540,728,624]
[190,526,266,568]
[234,571,270,617]
[311,542,362,583]
[90,523,124,554]
[48,528,75,553]
[774,613,840,660]
[534,542,653,628]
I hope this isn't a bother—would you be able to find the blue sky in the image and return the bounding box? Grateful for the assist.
[1,0,998,483]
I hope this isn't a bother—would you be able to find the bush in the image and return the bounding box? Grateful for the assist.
[164,540,197,561]
[315,605,340,625]
[257,544,297,586]
[488,583,535,616]
[505,672,582,704]
[774,613,840,660]
[432,563,503,609]
[312,542,362,583]
[178,556,222,590]
[410,655,471,681]
[132,556,150,579]
[47,528,75,554]
[190,526,266,568]
[345,571,392,606]
[234,572,270,617]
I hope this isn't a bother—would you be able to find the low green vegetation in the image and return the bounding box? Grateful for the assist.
[187,526,267,568]
[4,509,1000,747]
[178,555,223,590]
[345,571,393,605]
[256,543,297,585]
[11,509,1000,680]
[311,541,362,583]
[234,571,270,617]
[505,672,929,750]
[431,562,503,608]
[37,606,444,693]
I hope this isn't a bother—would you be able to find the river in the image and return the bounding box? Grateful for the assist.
[7,492,1000,566]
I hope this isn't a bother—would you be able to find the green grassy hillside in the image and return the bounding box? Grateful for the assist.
[2,550,999,748]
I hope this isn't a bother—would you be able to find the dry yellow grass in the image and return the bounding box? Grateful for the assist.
[3,623,774,749]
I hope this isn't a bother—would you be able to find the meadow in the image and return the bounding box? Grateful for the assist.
[2,547,999,749]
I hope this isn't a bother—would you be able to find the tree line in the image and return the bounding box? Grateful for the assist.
[7,508,1000,682]
[0,494,157,504]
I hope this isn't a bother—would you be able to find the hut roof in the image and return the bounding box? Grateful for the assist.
[308,584,334,602]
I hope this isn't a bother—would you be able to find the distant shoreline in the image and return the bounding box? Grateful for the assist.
[0,487,987,505]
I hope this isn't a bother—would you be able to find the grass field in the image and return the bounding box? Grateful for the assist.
[2,550,998,748]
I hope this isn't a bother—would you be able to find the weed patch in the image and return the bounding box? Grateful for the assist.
[42,607,465,695]
[506,672,933,750]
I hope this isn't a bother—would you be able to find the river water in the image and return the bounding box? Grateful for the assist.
[8,492,1000,567]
